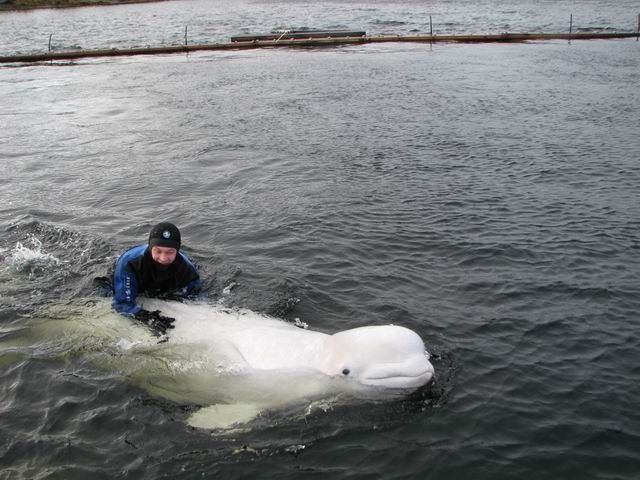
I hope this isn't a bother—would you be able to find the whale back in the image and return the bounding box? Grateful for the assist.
[143,299,330,372]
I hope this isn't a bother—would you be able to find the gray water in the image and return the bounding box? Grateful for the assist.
[1,0,640,479]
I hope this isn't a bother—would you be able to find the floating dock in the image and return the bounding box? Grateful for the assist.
[1,32,638,64]
[230,30,366,42]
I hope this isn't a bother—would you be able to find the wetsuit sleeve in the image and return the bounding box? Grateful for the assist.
[112,258,142,316]
[176,252,202,298]
[179,276,202,298]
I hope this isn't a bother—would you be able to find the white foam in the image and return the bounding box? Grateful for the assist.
[222,282,238,296]
[4,236,61,272]
[293,317,308,329]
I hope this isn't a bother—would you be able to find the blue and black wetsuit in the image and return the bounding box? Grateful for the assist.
[112,244,201,316]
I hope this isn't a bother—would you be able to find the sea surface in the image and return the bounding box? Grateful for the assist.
[1,0,640,479]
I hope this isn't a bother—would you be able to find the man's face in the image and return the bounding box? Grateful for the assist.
[151,246,178,266]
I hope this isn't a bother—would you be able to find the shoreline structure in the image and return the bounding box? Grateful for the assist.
[1,32,639,64]
[2,1,638,64]
[0,0,167,10]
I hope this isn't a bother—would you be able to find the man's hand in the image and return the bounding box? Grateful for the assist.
[134,309,175,335]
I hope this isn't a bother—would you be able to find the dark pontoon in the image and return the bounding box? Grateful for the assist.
[231,30,366,42]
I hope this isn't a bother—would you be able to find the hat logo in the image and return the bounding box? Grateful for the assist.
[162,230,171,239]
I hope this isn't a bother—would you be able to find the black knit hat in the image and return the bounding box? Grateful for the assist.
[148,222,181,250]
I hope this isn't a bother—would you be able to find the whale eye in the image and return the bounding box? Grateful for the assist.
[342,368,350,376]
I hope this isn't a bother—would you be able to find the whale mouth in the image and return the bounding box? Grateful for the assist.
[361,371,434,389]
[360,361,435,389]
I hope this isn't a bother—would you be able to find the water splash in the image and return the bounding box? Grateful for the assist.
[3,236,62,276]
[293,317,309,329]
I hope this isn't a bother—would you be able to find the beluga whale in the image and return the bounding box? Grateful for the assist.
[15,298,435,430]
[139,299,435,428]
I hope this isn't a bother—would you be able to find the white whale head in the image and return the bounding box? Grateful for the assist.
[319,325,435,392]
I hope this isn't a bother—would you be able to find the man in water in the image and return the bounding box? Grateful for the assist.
[112,222,201,334]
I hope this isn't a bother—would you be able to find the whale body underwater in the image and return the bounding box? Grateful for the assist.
[23,299,435,429]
